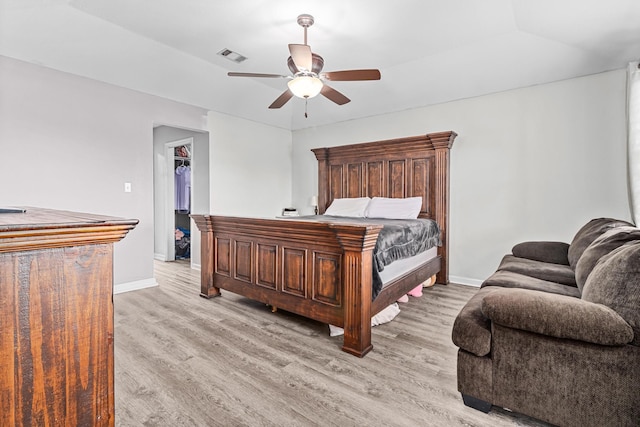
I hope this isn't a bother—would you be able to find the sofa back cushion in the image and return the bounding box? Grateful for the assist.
[568,218,634,269]
[575,226,640,292]
[582,242,640,345]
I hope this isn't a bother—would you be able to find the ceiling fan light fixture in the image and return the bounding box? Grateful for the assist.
[288,75,323,99]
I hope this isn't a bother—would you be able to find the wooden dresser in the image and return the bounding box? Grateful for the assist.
[0,207,137,426]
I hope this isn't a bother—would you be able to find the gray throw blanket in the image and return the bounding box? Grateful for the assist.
[294,216,441,299]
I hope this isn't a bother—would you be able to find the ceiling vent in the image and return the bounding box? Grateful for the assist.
[217,48,247,63]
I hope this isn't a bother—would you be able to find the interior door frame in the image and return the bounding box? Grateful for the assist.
[166,137,193,261]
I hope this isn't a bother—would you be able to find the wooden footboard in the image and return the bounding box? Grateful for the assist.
[192,215,440,357]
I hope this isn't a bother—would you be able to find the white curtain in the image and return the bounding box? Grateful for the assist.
[628,62,640,225]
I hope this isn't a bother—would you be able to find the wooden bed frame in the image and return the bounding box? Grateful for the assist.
[191,131,456,357]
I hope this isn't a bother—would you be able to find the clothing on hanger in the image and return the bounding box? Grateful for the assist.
[175,164,191,212]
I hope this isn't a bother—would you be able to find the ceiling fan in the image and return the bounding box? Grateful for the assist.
[228,14,381,113]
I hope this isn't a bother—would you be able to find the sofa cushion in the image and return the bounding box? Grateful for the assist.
[575,226,640,292]
[496,255,577,287]
[567,218,634,269]
[582,242,640,346]
[482,270,581,297]
[452,287,501,357]
[512,241,570,265]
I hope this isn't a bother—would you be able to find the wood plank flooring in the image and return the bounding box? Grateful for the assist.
[114,260,550,427]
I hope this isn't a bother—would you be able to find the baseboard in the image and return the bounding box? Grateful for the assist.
[191,262,201,271]
[449,275,483,287]
[154,253,167,262]
[114,277,158,295]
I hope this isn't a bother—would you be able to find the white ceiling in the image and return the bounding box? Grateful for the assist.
[1,0,639,130]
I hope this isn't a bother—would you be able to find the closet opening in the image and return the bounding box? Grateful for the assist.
[153,126,210,270]
[172,141,192,261]
[162,138,192,262]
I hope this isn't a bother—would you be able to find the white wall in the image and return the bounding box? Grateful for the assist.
[208,111,292,217]
[0,55,208,289]
[292,70,631,285]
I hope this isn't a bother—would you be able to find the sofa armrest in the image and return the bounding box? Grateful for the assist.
[511,241,570,265]
[481,288,633,346]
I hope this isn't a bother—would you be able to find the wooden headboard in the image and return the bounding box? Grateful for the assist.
[311,131,457,283]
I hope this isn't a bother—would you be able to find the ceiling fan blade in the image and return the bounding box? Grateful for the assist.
[268,89,294,109]
[228,72,288,78]
[320,84,350,105]
[289,44,313,72]
[322,69,381,81]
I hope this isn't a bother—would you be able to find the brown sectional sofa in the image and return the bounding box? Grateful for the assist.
[452,218,640,427]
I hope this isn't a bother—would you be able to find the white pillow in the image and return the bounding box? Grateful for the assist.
[323,197,371,217]
[365,197,422,219]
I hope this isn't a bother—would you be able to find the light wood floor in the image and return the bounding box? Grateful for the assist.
[114,260,550,427]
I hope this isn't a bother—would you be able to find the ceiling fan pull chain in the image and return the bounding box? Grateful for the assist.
[305,98,309,118]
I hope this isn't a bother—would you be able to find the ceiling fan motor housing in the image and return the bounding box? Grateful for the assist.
[287,53,324,74]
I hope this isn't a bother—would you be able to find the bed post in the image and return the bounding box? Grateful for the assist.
[191,215,221,298]
[428,131,457,285]
[312,147,330,214]
[332,223,383,357]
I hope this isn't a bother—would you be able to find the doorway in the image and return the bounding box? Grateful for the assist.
[153,126,210,269]
[166,138,192,262]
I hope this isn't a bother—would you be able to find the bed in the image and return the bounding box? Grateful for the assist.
[191,130,456,357]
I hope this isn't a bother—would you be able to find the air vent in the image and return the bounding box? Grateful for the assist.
[217,48,247,63]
